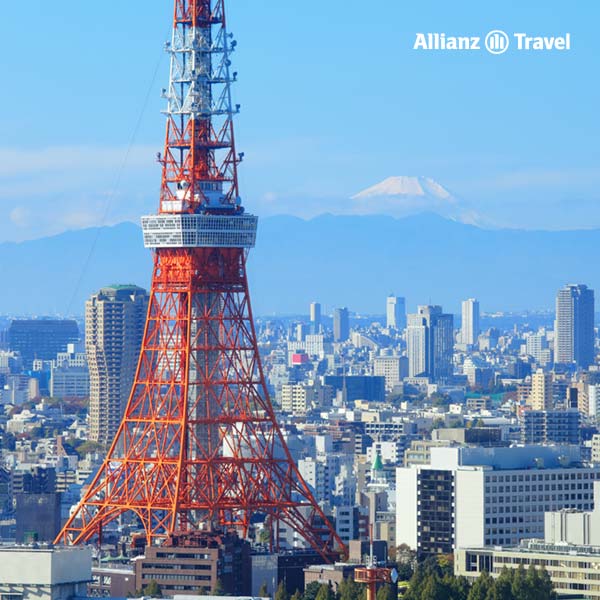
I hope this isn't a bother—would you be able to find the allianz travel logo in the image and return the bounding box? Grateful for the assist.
[413,31,571,55]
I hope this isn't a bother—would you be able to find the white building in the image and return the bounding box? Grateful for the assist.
[544,483,600,546]
[287,334,331,361]
[461,299,480,346]
[0,545,92,600]
[366,440,402,465]
[386,296,406,330]
[351,332,379,350]
[588,385,600,418]
[396,445,599,556]
[299,445,352,507]
[374,355,402,391]
[524,330,550,365]
[0,350,22,374]
[334,505,357,544]
[407,314,427,378]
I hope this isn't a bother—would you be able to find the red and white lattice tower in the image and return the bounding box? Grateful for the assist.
[56,0,343,559]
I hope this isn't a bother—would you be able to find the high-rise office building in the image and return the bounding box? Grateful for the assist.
[407,305,454,382]
[386,295,406,330]
[86,285,149,444]
[310,301,321,334]
[8,319,79,369]
[554,284,595,368]
[396,445,597,557]
[460,298,480,346]
[333,307,349,342]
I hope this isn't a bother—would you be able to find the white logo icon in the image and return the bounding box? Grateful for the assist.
[485,30,510,54]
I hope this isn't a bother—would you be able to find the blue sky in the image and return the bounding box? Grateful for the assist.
[0,1,599,241]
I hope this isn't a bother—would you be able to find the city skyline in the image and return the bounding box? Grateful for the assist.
[2,1,600,598]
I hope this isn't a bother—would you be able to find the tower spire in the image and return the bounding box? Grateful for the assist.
[56,0,343,561]
[160,0,241,214]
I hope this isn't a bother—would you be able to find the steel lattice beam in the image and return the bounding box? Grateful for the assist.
[56,0,343,562]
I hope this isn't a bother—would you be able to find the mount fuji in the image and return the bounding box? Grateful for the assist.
[349,175,488,226]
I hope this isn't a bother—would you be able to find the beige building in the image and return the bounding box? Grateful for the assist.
[528,369,553,410]
[403,439,450,467]
[280,384,314,414]
[87,285,148,444]
[304,563,356,592]
[456,482,600,597]
[455,541,600,598]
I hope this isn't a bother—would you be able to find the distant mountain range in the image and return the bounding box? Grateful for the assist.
[1,213,599,316]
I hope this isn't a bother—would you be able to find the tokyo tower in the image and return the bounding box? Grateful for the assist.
[56,0,343,559]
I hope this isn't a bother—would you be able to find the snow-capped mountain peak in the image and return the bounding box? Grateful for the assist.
[351,176,453,201]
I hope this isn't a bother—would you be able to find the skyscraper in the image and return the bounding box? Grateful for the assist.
[333,307,350,342]
[554,284,595,368]
[86,285,149,444]
[407,305,454,382]
[386,295,406,330]
[310,301,321,334]
[460,298,480,346]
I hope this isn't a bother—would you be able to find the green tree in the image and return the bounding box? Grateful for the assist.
[275,581,289,600]
[537,566,556,600]
[376,584,394,600]
[395,544,417,581]
[291,590,303,600]
[73,439,108,459]
[338,576,362,600]
[524,565,556,600]
[403,563,441,600]
[467,571,494,600]
[314,584,334,600]
[445,574,469,600]
[420,576,446,600]
[258,582,269,598]
[142,580,162,598]
[510,564,528,600]
[489,568,513,600]
[259,526,271,545]
[436,554,455,578]
[303,581,322,600]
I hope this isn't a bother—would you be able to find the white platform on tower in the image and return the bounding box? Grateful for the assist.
[141,213,257,249]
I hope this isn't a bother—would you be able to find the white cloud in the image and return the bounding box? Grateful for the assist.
[0,145,158,242]
[9,206,32,227]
